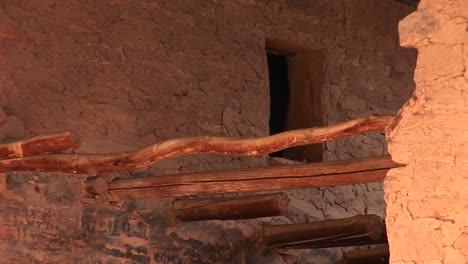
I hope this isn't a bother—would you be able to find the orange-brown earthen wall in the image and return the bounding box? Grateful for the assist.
[386,0,468,263]
[0,1,417,263]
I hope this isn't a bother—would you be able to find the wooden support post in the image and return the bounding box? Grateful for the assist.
[0,131,79,160]
[342,246,390,264]
[172,193,289,222]
[262,215,387,249]
[0,115,393,174]
[100,156,400,200]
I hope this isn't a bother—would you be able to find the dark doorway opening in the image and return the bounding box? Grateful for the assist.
[266,43,324,163]
[267,53,290,159]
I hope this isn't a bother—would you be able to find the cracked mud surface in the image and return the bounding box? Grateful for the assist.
[0,0,417,263]
[386,0,468,263]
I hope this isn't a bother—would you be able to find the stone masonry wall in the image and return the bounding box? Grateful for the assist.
[386,0,468,263]
[0,1,416,263]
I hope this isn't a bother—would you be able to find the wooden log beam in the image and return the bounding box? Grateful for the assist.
[0,115,393,174]
[262,215,387,249]
[0,132,79,160]
[97,155,400,201]
[342,246,390,264]
[172,193,289,222]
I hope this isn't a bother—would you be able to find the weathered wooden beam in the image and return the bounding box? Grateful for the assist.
[172,193,289,222]
[0,131,79,160]
[0,115,393,174]
[262,215,387,249]
[99,155,399,201]
[342,246,389,264]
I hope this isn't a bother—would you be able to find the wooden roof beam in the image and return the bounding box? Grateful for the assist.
[172,193,289,222]
[85,155,401,200]
[342,246,390,264]
[262,214,387,249]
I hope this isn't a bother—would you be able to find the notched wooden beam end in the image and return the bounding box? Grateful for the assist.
[81,176,113,204]
[0,131,80,160]
[85,176,109,195]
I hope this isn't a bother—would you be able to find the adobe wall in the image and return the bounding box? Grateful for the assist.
[386,0,468,263]
[0,1,416,263]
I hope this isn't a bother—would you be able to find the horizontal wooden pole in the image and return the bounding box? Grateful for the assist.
[0,131,79,160]
[100,156,400,201]
[172,193,289,222]
[262,215,387,249]
[342,246,389,264]
[108,170,388,200]
[0,115,393,174]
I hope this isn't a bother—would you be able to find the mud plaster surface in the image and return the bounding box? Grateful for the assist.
[0,0,416,263]
[386,0,468,263]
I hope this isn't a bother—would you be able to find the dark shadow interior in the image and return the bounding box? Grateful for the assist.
[268,53,290,158]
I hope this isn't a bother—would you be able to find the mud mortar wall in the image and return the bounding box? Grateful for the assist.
[0,1,416,263]
[386,0,468,263]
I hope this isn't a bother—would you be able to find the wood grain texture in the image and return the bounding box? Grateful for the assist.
[172,193,289,222]
[0,115,393,174]
[0,131,79,160]
[103,156,400,200]
[342,246,389,264]
[262,214,387,249]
